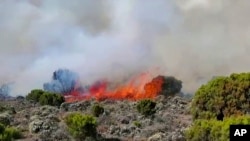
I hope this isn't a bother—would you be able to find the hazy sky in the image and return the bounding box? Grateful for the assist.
[0,0,249,96]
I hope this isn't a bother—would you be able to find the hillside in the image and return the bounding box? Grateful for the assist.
[0,95,192,141]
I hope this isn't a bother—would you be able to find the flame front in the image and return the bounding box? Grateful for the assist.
[64,72,164,102]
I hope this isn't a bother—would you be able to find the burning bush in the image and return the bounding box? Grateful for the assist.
[136,99,156,116]
[91,103,104,117]
[26,89,65,107]
[64,113,97,140]
[61,70,183,102]
[191,72,250,120]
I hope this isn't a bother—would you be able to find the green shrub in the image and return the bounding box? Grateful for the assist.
[0,123,22,141]
[133,121,142,128]
[91,104,104,117]
[0,124,4,134]
[26,89,44,102]
[136,99,156,116]
[185,115,250,141]
[0,105,7,113]
[191,72,250,120]
[64,113,97,139]
[39,92,65,107]
[26,89,64,106]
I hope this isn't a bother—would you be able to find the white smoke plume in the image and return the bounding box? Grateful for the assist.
[0,0,249,96]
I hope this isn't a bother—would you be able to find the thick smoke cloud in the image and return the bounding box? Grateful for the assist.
[0,84,12,99]
[43,69,81,94]
[0,0,249,96]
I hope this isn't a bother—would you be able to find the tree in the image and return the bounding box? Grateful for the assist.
[161,76,182,95]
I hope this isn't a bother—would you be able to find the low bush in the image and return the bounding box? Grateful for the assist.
[133,121,142,128]
[0,123,22,141]
[39,92,64,107]
[26,89,65,107]
[26,89,44,102]
[185,115,250,141]
[91,104,104,117]
[64,112,97,139]
[136,99,156,116]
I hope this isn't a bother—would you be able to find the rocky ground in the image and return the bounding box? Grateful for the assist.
[0,95,192,141]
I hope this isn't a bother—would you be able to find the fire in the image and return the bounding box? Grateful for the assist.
[64,72,164,102]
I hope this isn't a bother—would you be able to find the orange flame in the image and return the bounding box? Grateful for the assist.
[64,72,164,102]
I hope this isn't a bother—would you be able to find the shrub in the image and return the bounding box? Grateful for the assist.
[185,115,250,141]
[26,89,44,102]
[0,123,4,134]
[133,121,142,128]
[191,72,250,120]
[64,113,97,139]
[91,104,104,117]
[136,99,156,116]
[0,123,22,141]
[161,76,182,95]
[39,92,65,107]
[26,89,65,107]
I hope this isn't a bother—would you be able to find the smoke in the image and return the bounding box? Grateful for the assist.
[0,0,250,96]
[43,69,82,94]
[0,83,12,99]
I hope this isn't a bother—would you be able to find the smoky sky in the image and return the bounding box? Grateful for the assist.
[0,0,249,96]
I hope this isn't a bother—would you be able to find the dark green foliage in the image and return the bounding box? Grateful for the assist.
[26,89,44,102]
[0,116,10,126]
[64,113,97,139]
[0,124,4,134]
[136,99,156,116]
[39,92,65,107]
[0,105,15,115]
[0,105,7,113]
[185,115,250,141]
[133,121,142,128]
[191,72,250,120]
[161,76,182,95]
[0,123,22,141]
[26,89,64,107]
[91,103,104,117]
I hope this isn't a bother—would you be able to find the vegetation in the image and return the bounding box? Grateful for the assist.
[91,103,104,117]
[161,76,182,95]
[136,99,156,116]
[0,123,22,141]
[26,89,65,107]
[64,112,97,139]
[191,72,250,120]
[39,92,65,107]
[133,121,142,128]
[26,89,44,102]
[185,115,250,141]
